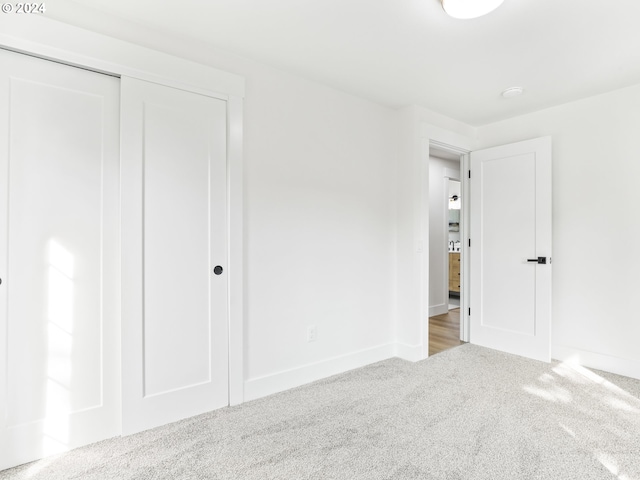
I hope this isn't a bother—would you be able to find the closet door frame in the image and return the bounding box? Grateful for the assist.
[0,16,246,406]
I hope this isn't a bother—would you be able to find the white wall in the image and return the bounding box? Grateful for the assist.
[393,107,425,360]
[428,157,461,316]
[477,83,640,379]
[240,62,398,398]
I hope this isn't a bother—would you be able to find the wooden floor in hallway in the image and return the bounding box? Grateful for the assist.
[429,308,464,356]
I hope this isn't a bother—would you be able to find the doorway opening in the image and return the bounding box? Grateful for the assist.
[447,178,462,310]
[427,143,468,356]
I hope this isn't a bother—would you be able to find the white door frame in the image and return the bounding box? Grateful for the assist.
[0,16,246,404]
[460,153,471,342]
[427,140,471,348]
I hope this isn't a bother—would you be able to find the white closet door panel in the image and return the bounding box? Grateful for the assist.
[0,50,120,470]
[143,102,212,396]
[121,76,228,435]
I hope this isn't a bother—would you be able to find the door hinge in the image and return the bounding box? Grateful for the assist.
[468,239,471,247]
[468,308,471,316]
[468,170,471,179]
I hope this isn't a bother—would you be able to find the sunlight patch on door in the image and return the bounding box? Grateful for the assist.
[43,239,75,454]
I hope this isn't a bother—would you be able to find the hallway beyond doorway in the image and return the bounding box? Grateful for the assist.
[429,308,464,356]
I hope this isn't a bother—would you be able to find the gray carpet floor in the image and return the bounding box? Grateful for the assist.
[2,343,640,479]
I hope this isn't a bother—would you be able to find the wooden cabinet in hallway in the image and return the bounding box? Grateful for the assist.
[448,252,461,293]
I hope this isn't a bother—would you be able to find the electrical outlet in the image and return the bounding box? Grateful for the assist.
[307,325,317,343]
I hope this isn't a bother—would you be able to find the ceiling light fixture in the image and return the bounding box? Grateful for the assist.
[441,0,504,19]
[501,86,524,98]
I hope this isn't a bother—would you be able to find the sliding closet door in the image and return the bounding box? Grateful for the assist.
[0,50,120,470]
[121,77,228,435]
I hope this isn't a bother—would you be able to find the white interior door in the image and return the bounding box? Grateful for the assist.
[0,50,120,470]
[469,136,552,362]
[121,76,229,435]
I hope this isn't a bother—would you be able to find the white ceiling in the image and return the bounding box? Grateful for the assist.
[50,0,640,126]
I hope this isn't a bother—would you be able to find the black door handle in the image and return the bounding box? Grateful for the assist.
[213,266,223,275]
[527,257,547,264]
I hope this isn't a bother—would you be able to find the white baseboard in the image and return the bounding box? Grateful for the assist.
[244,343,396,402]
[428,304,448,317]
[244,344,640,405]
[394,342,424,362]
[553,345,640,381]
